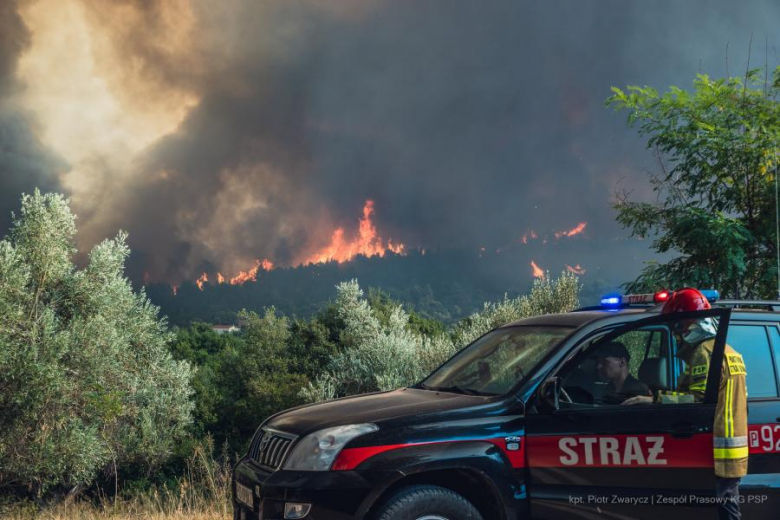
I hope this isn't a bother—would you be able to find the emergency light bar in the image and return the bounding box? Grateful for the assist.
[600,289,719,308]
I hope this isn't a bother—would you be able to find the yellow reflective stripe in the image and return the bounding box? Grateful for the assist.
[725,377,733,437]
[725,377,730,437]
[713,447,749,459]
[689,383,706,391]
[729,377,735,437]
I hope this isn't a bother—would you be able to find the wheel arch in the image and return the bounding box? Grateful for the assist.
[364,468,508,520]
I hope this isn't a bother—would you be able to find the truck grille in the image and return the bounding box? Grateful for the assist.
[248,428,296,469]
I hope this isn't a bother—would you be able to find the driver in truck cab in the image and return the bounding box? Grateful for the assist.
[594,341,651,405]
[623,288,748,520]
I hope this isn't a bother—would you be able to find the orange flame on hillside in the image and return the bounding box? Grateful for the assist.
[303,200,404,265]
[229,258,273,285]
[521,230,538,244]
[566,264,586,275]
[180,200,402,294]
[230,258,274,285]
[555,222,587,239]
[530,260,545,279]
[186,259,273,293]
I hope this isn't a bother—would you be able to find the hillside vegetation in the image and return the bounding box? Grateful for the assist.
[0,191,581,518]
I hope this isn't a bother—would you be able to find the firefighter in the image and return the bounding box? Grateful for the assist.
[622,288,748,520]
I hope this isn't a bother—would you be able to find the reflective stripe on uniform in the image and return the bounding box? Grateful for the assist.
[725,377,733,437]
[713,436,748,448]
[713,446,749,459]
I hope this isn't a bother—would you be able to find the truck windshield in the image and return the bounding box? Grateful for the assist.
[419,326,572,396]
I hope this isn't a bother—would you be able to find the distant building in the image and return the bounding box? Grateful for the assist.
[212,324,241,335]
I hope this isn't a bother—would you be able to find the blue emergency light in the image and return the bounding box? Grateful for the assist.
[700,289,720,303]
[600,293,622,307]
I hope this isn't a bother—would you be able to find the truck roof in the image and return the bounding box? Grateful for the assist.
[503,302,780,330]
[503,308,650,328]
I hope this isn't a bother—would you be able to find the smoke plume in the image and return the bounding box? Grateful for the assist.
[0,0,778,283]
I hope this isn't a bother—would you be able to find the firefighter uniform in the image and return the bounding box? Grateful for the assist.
[656,339,748,475]
[656,338,748,519]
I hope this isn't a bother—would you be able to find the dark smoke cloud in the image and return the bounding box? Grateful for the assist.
[1,0,778,283]
[0,0,63,233]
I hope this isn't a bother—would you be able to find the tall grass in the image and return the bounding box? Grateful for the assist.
[1,441,233,520]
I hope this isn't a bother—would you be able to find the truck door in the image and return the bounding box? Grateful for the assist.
[525,308,731,520]
[725,322,780,519]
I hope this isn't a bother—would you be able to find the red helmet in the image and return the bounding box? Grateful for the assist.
[661,288,711,314]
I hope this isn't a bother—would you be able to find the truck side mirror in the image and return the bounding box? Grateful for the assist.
[539,377,560,412]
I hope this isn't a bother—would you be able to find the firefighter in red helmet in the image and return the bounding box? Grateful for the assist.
[623,288,747,520]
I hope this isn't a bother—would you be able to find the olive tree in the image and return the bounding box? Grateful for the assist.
[302,273,581,402]
[0,191,193,496]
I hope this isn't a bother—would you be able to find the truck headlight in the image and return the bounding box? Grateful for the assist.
[283,423,378,471]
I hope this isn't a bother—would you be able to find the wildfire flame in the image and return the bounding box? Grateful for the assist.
[566,264,586,275]
[229,258,273,285]
[555,222,587,239]
[521,230,538,244]
[530,260,545,279]
[303,200,404,265]
[195,272,208,290]
[181,200,404,292]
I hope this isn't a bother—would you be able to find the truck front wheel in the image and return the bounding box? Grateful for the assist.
[373,484,484,520]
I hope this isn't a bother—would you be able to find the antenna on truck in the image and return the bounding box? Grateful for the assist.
[775,145,780,300]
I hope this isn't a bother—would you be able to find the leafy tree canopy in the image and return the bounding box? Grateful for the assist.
[608,67,780,297]
[0,191,193,497]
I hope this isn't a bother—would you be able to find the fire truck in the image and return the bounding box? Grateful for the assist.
[233,290,780,520]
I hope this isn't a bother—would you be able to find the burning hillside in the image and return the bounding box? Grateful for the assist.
[187,205,593,291]
[189,200,404,290]
[301,200,404,265]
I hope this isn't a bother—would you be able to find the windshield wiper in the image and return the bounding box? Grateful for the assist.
[429,385,488,396]
[418,383,494,396]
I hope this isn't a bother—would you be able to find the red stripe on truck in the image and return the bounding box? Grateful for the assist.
[332,437,525,471]
[526,433,713,468]
[332,424,780,472]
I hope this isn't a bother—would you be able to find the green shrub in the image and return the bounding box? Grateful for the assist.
[0,191,193,497]
[301,273,581,402]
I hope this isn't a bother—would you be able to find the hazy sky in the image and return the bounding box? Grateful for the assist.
[1,0,778,283]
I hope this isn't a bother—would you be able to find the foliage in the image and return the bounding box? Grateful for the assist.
[607,67,780,297]
[0,191,584,512]
[452,271,582,346]
[302,273,581,401]
[1,437,231,520]
[168,310,311,458]
[0,191,193,497]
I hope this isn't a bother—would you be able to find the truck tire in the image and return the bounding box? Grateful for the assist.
[373,484,484,520]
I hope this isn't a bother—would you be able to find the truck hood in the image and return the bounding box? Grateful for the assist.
[265,388,487,436]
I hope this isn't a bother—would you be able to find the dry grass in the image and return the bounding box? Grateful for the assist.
[2,442,233,520]
[3,502,228,520]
